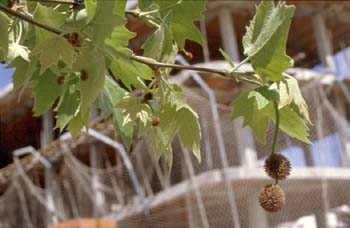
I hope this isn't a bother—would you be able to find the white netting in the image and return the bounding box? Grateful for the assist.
[1,62,350,228]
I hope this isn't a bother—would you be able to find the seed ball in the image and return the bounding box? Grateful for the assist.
[151,117,160,126]
[80,70,88,81]
[143,92,153,101]
[259,184,285,212]
[57,76,65,85]
[264,154,291,180]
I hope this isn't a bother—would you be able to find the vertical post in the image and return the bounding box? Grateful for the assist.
[89,105,106,216]
[312,13,336,71]
[41,109,54,147]
[218,8,240,62]
[200,17,210,62]
[232,120,258,168]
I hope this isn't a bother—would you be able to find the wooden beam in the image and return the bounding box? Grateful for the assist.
[311,13,336,70]
[41,109,54,147]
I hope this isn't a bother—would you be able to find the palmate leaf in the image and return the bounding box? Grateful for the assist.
[7,57,37,92]
[55,83,81,131]
[154,0,206,49]
[232,85,310,144]
[243,1,295,81]
[105,24,135,56]
[142,13,174,62]
[102,77,134,151]
[116,95,153,128]
[231,89,272,143]
[270,74,311,124]
[156,84,202,162]
[31,35,76,74]
[33,3,67,43]
[32,70,65,116]
[89,0,124,47]
[109,57,154,90]
[71,47,105,116]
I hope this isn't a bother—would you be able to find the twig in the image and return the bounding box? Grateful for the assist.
[131,55,261,85]
[26,0,83,5]
[0,4,63,35]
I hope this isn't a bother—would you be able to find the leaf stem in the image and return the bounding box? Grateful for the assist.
[271,101,280,155]
[231,57,250,72]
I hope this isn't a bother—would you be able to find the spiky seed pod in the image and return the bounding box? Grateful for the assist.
[144,92,154,101]
[80,70,88,81]
[264,153,291,180]
[259,184,285,212]
[57,76,65,85]
[151,117,160,126]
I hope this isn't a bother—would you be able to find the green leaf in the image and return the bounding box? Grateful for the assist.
[231,90,270,143]
[55,84,80,131]
[72,47,105,116]
[67,110,89,139]
[270,74,310,124]
[176,107,201,161]
[105,24,135,56]
[155,0,206,49]
[116,95,153,128]
[232,86,310,144]
[242,1,295,81]
[219,48,234,68]
[85,0,97,23]
[103,77,134,150]
[142,13,173,62]
[89,0,122,47]
[33,3,67,43]
[31,35,76,74]
[7,57,37,92]
[265,104,311,144]
[110,57,154,90]
[0,12,9,57]
[156,83,201,162]
[32,70,65,116]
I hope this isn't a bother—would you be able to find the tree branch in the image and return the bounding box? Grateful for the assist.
[130,55,261,86]
[26,0,83,5]
[0,4,63,35]
[0,4,261,86]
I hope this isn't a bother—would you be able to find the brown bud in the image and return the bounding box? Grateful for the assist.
[143,92,153,101]
[151,117,160,126]
[259,184,285,212]
[57,76,65,85]
[67,32,79,47]
[80,70,88,81]
[264,154,291,180]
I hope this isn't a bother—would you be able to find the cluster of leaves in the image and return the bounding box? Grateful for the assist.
[0,0,311,168]
[231,1,311,144]
[0,0,205,166]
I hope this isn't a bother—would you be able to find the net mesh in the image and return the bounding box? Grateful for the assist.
[1,64,350,228]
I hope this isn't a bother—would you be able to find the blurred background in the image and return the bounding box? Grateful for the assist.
[2,1,350,227]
